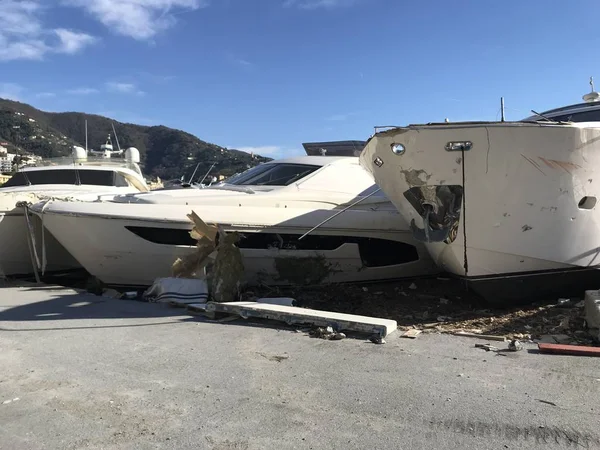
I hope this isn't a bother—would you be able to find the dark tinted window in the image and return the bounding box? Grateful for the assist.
[546,109,600,123]
[78,170,129,187]
[1,169,127,188]
[227,163,319,186]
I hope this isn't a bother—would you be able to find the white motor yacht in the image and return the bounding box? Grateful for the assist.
[0,139,148,277]
[359,81,600,304]
[30,155,439,288]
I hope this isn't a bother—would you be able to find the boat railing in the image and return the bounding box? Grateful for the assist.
[18,156,142,174]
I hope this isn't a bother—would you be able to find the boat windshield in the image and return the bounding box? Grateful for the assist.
[522,103,600,123]
[223,163,320,186]
[1,168,131,188]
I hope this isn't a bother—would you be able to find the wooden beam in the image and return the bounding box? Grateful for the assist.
[538,343,600,357]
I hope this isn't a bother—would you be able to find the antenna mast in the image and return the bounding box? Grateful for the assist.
[500,97,505,122]
[110,122,122,152]
[198,162,217,185]
[85,119,88,152]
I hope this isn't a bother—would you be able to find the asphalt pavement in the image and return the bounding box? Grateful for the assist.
[1,283,599,450]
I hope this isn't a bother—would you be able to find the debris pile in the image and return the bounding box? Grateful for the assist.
[248,278,595,344]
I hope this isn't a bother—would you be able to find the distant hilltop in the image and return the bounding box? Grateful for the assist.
[0,98,271,180]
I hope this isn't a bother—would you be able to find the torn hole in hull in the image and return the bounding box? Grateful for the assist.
[403,185,463,243]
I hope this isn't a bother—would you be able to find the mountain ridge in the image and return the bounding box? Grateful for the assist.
[0,98,271,180]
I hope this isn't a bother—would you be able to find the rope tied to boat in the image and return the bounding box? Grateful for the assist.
[39,200,53,276]
[15,201,41,283]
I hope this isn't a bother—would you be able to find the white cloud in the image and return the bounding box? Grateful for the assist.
[283,0,358,9]
[65,0,206,40]
[36,92,57,98]
[0,82,23,101]
[67,87,100,95]
[0,1,96,62]
[106,82,145,96]
[54,28,97,54]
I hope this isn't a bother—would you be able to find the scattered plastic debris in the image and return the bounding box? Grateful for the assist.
[369,335,386,345]
[309,326,346,341]
[508,339,523,351]
[475,343,499,352]
[401,329,422,339]
[330,332,346,340]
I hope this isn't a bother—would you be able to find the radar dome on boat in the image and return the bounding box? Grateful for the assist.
[72,146,87,160]
[583,76,600,103]
[125,147,140,163]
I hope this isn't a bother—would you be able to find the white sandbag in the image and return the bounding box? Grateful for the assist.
[143,277,209,304]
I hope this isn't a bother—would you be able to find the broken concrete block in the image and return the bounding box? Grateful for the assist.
[256,297,296,307]
[206,302,397,337]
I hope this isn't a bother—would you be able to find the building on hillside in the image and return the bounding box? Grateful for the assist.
[0,173,12,185]
[0,151,15,173]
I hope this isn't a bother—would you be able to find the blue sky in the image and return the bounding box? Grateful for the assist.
[1,0,600,158]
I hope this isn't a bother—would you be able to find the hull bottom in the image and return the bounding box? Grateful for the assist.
[466,267,600,306]
[0,213,81,277]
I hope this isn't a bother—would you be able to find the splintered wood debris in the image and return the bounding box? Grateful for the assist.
[171,211,244,304]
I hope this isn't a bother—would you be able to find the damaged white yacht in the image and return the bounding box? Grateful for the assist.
[31,148,439,288]
[0,139,148,277]
[360,81,600,304]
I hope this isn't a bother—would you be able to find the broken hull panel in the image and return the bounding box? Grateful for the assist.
[360,122,600,303]
[32,201,439,288]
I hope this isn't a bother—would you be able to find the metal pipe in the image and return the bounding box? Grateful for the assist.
[298,188,382,241]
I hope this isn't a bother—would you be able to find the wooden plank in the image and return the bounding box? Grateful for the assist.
[538,343,600,357]
[453,331,506,342]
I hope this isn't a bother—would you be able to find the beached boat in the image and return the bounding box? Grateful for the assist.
[30,155,439,287]
[359,82,600,304]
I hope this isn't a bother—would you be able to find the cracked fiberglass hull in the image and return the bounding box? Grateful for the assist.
[360,121,600,304]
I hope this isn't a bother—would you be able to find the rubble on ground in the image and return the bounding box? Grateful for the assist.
[248,277,595,345]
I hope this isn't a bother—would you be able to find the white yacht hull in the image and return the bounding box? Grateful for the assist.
[0,188,143,277]
[0,211,80,277]
[360,122,600,304]
[31,201,439,287]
